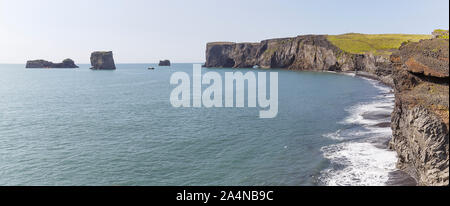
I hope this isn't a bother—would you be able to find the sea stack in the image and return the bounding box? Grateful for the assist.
[90,51,116,70]
[26,58,78,68]
[159,60,171,66]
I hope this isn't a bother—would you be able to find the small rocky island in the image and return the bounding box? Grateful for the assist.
[26,59,78,68]
[90,51,116,70]
[159,60,171,66]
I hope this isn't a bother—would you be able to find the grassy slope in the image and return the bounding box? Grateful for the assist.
[433,29,449,39]
[327,33,431,56]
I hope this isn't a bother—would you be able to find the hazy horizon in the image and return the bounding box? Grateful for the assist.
[1,0,449,64]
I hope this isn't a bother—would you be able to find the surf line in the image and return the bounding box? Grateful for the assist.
[169,64,279,118]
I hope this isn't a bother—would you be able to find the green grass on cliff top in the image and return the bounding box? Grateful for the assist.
[327,33,431,56]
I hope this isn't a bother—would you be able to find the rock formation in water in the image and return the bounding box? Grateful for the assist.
[204,35,393,86]
[389,38,449,186]
[26,58,78,68]
[159,60,171,66]
[90,51,116,70]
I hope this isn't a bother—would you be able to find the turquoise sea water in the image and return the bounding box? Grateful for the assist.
[0,63,397,186]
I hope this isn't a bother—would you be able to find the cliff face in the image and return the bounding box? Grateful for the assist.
[389,38,449,186]
[205,35,393,85]
[90,51,116,70]
[205,36,346,70]
[26,59,78,68]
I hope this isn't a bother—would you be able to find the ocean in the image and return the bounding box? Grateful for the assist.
[0,63,401,186]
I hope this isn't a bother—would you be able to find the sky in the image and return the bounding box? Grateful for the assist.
[0,0,449,63]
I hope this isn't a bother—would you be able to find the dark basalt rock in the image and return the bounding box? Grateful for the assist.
[204,35,393,85]
[205,36,347,70]
[391,39,449,78]
[26,58,78,68]
[90,51,116,70]
[389,38,449,186]
[159,60,171,66]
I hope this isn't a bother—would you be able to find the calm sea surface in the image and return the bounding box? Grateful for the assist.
[0,63,398,185]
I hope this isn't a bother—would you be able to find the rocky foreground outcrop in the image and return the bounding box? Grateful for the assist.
[90,51,116,70]
[26,59,78,68]
[159,60,171,66]
[389,38,449,186]
[432,29,449,39]
[205,35,393,85]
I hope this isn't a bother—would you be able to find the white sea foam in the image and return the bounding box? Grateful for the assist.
[360,77,392,93]
[341,79,394,126]
[320,142,397,186]
[342,72,356,77]
[323,125,391,142]
[320,76,398,186]
[342,99,393,125]
[322,129,344,141]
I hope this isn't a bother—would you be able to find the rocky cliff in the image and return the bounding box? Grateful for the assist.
[90,51,116,70]
[26,58,78,68]
[389,38,449,186]
[205,35,393,85]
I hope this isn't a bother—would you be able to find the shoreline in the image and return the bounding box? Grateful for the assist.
[204,66,416,185]
[318,74,403,185]
[342,71,418,186]
[204,65,420,185]
[202,33,450,185]
[261,68,418,186]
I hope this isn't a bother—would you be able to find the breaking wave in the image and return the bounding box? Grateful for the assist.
[319,77,398,186]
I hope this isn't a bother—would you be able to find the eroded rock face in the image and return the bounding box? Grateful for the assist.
[393,39,449,78]
[204,35,393,85]
[389,39,449,186]
[26,58,78,68]
[90,51,116,70]
[205,36,347,70]
[159,60,171,66]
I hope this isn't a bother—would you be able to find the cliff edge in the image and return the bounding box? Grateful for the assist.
[205,35,395,86]
[389,38,449,186]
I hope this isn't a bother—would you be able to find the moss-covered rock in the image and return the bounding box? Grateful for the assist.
[432,29,449,40]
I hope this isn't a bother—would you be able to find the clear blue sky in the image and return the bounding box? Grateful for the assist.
[0,0,448,63]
